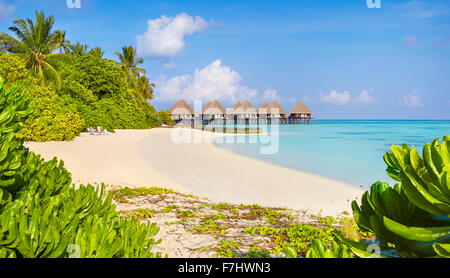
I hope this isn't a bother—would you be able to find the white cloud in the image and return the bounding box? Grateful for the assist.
[262,87,280,101]
[157,74,191,101]
[0,1,15,20]
[355,89,376,104]
[319,90,352,105]
[400,92,422,107]
[136,13,209,57]
[319,89,376,105]
[156,59,258,103]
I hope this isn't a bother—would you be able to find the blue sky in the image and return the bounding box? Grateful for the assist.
[1,0,450,119]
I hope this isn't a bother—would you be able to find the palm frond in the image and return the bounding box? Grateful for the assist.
[42,62,62,89]
[0,33,29,54]
[46,53,72,69]
[3,10,63,88]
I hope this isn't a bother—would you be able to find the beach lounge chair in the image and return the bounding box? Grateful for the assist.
[87,127,97,135]
[97,126,110,135]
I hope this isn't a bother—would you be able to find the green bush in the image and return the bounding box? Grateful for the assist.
[59,55,161,131]
[0,55,85,141]
[16,83,85,141]
[61,55,128,97]
[158,110,174,126]
[1,53,162,142]
[0,79,161,258]
[304,136,450,258]
[0,53,29,84]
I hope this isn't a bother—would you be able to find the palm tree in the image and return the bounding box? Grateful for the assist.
[0,10,69,88]
[88,46,105,58]
[53,30,71,53]
[136,75,155,100]
[68,42,89,57]
[114,46,145,84]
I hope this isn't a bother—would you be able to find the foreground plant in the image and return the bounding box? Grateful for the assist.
[304,136,450,258]
[0,79,161,258]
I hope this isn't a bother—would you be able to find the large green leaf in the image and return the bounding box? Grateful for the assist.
[384,217,450,242]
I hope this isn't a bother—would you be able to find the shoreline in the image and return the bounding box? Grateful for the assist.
[25,128,363,216]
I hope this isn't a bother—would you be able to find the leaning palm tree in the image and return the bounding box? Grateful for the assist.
[0,10,69,88]
[136,75,155,100]
[114,46,145,85]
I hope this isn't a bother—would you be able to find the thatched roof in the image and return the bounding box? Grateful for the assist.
[230,101,245,114]
[201,100,226,114]
[242,100,257,114]
[258,102,270,114]
[259,102,269,108]
[241,100,252,110]
[290,101,312,114]
[269,101,286,114]
[170,99,194,115]
[232,101,242,109]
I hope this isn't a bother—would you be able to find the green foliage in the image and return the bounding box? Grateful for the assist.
[62,55,128,97]
[0,55,85,141]
[433,243,450,257]
[88,46,105,58]
[114,45,145,87]
[0,11,70,88]
[244,222,336,255]
[136,75,155,100]
[158,110,174,126]
[59,55,161,131]
[351,181,444,256]
[1,12,163,142]
[109,186,176,203]
[0,53,29,83]
[67,42,89,57]
[2,54,161,140]
[305,136,450,258]
[384,137,450,215]
[0,79,161,258]
[304,239,355,258]
[16,83,85,141]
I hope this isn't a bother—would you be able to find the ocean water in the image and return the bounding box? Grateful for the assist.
[213,120,450,189]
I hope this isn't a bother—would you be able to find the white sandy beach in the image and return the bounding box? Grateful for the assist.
[25,128,363,216]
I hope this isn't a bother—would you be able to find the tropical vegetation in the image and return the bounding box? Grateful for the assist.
[0,11,69,89]
[302,136,450,258]
[2,9,450,260]
[0,79,161,258]
[0,10,162,142]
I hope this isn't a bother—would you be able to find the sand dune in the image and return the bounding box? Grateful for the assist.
[25,128,363,216]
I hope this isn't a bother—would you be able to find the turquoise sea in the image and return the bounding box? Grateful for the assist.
[213,120,450,190]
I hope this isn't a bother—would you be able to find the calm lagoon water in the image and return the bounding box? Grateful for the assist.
[213,120,450,189]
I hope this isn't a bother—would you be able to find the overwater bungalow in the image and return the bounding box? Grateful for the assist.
[169,99,314,126]
[257,102,270,124]
[242,100,258,124]
[268,101,287,124]
[289,101,314,124]
[230,101,245,124]
[232,101,242,109]
[169,99,195,125]
[201,100,227,125]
